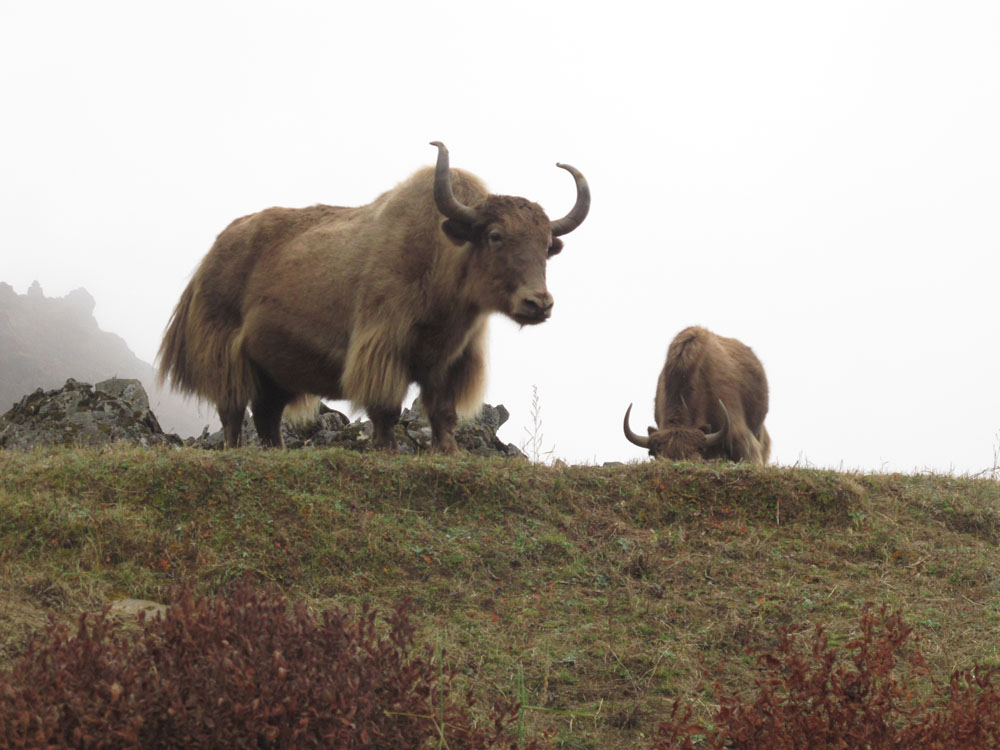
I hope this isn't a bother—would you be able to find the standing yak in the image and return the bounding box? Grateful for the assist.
[158,142,589,452]
[623,326,771,464]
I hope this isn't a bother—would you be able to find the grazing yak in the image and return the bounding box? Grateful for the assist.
[623,326,770,464]
[158,142,589,452]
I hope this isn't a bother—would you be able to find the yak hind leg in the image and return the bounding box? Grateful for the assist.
[367,405,400,451]
[250,370,294,448]
[219,404,248,449]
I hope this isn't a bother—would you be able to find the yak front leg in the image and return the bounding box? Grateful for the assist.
[420,342,485,454]
[420,387,459,454]
[428,401,459,454]
[367,404,401,451]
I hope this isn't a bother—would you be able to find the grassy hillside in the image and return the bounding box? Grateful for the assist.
[2,447,1000,747]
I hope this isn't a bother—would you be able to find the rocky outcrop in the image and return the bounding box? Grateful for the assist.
[0,378,182,450]
[1,379,523,458]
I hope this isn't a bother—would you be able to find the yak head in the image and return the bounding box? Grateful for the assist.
[622,402,730,461]
[430,141,589,325]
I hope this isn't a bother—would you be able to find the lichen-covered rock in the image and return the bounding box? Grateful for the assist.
[0,378,182,449]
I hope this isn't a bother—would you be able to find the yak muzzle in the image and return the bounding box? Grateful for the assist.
[512,290,554,325]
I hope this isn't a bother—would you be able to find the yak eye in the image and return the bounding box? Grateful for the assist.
[488,231,503,244]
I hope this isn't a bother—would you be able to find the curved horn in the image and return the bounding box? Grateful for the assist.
[703,400,731,448]
[430,141,481,226]
[550,163,591,237]
[623,403,651,449]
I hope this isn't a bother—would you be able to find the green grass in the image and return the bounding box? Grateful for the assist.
[2,446,1000,747]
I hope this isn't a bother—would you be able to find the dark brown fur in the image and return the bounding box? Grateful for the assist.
[158,154,584,452]
[625,326,770,464]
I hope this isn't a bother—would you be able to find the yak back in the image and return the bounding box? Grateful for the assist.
[654,326,768,436]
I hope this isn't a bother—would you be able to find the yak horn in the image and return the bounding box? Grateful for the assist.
[430,141,481,226]
[623,403,650,449]
[550,163,591,236]
[703,399,731,447]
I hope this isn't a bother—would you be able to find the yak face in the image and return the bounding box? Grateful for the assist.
[430,141,589,326]
[643,424,713,461]
[442,195,561,325]
[623,403,727,461]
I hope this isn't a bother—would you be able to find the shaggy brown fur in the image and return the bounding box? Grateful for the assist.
[158,145,588,451]
[623,326,770,464]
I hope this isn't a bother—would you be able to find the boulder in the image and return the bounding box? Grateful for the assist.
[0,378,182,450]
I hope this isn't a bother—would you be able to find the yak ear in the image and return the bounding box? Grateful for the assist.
[697,423,712,433]
[441,219,474,245]
[647,426,656,436]
[547,237,564,257]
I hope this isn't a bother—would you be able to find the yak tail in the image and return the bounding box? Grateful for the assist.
[156,281,258,415]
[156,283,193,390]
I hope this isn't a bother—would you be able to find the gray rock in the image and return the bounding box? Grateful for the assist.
[400,400,424,425]
[316,410,350,431]
[0,378,181,450]
[107,598,168,622]
[478,404,510,431]
[504,442,526,458]
[405,424,433,448]
[96,377,153,416]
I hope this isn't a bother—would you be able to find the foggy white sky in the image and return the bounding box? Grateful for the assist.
[2,1,998,472]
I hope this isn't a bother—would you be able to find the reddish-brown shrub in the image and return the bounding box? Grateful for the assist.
[652,604,1000,749]
[0,583,542,749]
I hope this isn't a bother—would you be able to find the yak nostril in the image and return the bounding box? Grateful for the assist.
[523,296,553,316]
[514,291,554,323]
